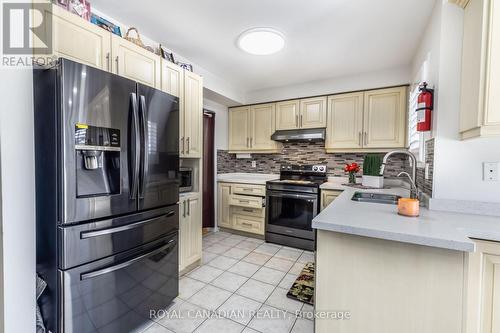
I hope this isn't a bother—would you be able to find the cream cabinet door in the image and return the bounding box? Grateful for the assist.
[161,60,184,98]
[111,35,161,88]
[363,87,407,149]
[276,100,300,130]
[229,107,251,151]
[300,97,327,128]
[179,195,202,271]
[326,93,364,150]
[250,103,277,150]
[217,183,232,228]
[320,190,343,211]
[36,5,111,70]
[183,71,203,158]
[466,240,500,333]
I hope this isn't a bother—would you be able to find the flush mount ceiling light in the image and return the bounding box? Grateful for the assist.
[237,28,285,55]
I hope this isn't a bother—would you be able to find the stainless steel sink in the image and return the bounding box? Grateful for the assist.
[351,192,401,205]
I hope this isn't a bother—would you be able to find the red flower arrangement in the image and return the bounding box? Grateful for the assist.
[344,162,360,173]
[344,162,360,184]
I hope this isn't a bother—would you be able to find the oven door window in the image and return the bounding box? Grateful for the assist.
[267,191,317,231]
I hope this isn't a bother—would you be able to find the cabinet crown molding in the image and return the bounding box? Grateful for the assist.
[449,0,470,8]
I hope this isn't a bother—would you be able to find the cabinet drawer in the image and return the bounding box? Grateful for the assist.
[232,206,265,218]
[232,184,266,196]
[233,214,264,235]
[230,194,264,209]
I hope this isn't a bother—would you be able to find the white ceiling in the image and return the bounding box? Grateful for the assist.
[92,0,436,93]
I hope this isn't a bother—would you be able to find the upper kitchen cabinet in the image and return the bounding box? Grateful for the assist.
[325,87,407,152]
[181,71,203,158]
[111,35,161,88]
[299,97,327,128]
[229,106,251,151]
[228,104,280,153]
[363,87,407,148]
[276,98,327,130]
[161,60,184,98]
[459,0,500,139]
[276,100,301,130]
[250,104,280,151]
[34,5,111,70]
[326,92,364,150]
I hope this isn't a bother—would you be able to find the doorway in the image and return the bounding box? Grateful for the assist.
[202,110,215,229]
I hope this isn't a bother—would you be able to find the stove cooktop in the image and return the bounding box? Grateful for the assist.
[266,164,328,188]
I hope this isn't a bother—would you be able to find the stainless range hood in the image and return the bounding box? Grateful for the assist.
[271,128,326,142]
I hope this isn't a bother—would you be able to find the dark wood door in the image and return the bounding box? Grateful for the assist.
[202,111,215,228]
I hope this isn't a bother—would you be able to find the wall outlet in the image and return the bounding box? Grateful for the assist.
[483,162,499,181]
[251,161,257,168]
[424,163,430,180]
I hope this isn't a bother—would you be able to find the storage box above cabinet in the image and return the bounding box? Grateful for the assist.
[459,0,500,139]
[276,97,327,130]
[326,86,407,152]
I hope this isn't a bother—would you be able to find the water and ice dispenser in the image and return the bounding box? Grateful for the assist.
[75,124,121,197]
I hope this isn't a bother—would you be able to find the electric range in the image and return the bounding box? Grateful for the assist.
[265,164,328,251]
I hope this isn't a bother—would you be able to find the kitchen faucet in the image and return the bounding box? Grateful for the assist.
[380,150,419,199]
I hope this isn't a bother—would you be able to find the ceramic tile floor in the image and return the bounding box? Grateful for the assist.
[140,231,315,333]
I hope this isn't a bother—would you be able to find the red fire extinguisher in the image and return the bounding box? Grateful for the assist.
[416,82,433,132]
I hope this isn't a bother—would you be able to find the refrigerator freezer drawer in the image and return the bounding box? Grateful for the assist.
[60,233,178,333]
[59,205,178,270]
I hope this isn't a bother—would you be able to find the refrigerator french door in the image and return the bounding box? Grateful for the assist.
[59,61,179,224]
[34,58,180,333]
[137,84,179,211]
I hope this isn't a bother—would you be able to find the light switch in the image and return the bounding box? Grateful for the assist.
[483,162,499,181]
[251,161,257,168]
[424,163,430,180]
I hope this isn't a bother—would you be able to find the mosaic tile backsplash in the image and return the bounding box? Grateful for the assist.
[217,142,406,177]
[217,140,435,196]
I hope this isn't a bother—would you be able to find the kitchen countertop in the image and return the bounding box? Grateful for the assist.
[217,173,279,185]
[313,182,500,252]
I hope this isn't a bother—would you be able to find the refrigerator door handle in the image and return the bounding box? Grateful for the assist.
[80,211,175,239]
[139,95,148,199]
[80,239,176,280]
[129,93,140,199]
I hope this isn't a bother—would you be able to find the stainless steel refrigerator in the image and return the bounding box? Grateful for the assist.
[34,58,180,333]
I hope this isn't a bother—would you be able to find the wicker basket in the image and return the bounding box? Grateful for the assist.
[124,27,145,48]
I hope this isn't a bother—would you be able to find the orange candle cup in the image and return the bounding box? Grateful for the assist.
[398,198,420,217]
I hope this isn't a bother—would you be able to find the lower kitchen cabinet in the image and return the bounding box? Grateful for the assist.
[179,193,202,273]
[217,182,265,236]
[465,239,500,333]
[320,189,343,211]
[217,183,232,228]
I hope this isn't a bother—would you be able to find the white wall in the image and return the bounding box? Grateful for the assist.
[245,66,411,104]
[412,0,500,204]
[0,66,36,332]
[204,98,228,151]
[432,1,500,204]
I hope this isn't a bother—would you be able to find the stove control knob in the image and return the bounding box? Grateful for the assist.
[319,166,326,172]
[313,166,318,171]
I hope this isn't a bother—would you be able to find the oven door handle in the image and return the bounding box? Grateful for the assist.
[267,191,318,200]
